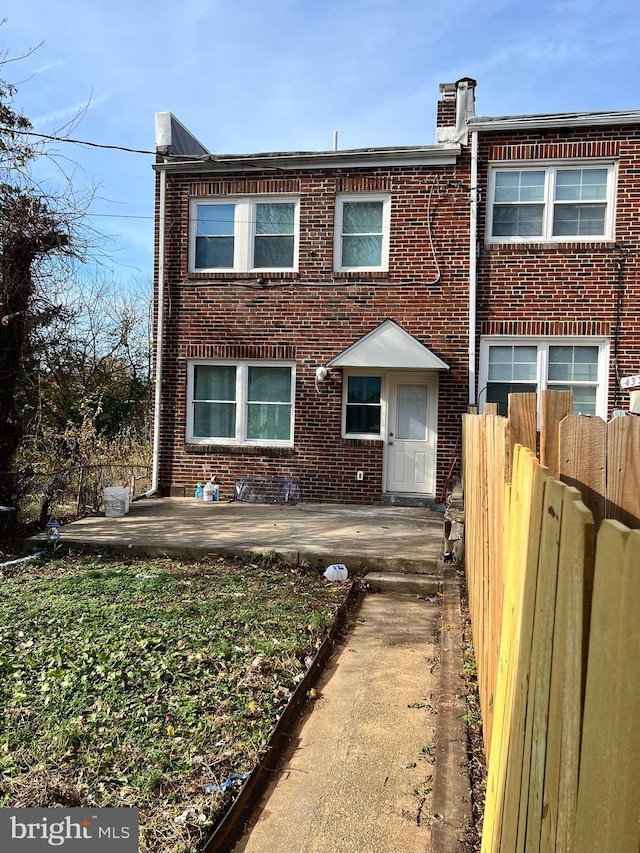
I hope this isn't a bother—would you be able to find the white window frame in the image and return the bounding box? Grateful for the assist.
[486,161,617,244]
[189,196,300,273]
[341,370,386,439]
[478,336,610,420]
[186,360,296,446]
[334,193,391,272]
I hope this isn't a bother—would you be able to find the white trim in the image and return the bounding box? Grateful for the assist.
[189,196,300,273]
[333,193,391,272]
[327,319,449,370]
[486,161,617,244]
[186,360,296,446]
[341,369,387,440]
[478,336,610,419]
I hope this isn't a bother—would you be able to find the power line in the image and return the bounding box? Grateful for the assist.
[0,124,156,155]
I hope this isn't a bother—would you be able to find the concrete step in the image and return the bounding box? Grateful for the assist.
[363,570,442,597]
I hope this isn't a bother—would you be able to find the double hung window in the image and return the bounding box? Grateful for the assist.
[334,194,391,271]
[188,362,294,445]
[487,164,615,242]
[480,338,609,418]
[191,197,299,272]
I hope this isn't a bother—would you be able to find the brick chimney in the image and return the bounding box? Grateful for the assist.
[436,78,477,145]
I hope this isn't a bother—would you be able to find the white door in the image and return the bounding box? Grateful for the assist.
[385,373,437,497]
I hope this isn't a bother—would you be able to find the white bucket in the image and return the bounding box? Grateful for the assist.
[104,486,130,514]
[104,498,125,518]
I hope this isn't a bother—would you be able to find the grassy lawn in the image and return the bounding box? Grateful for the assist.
[0,552,351,852]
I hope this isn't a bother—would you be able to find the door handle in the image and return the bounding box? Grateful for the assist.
[388,440,394,445]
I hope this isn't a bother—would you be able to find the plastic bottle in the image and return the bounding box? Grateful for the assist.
[195,482,204,500]
[203,480,214,502]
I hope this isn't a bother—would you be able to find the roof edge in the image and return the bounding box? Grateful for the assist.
[153,144,462,173]
[469,109,640,132]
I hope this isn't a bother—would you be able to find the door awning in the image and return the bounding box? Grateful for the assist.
[326,319,449,370]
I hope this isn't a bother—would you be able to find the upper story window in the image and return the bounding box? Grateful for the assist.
[190,197,299,272]
[334,194,391,271]
[187,361,295,446]
[486,164,615,243]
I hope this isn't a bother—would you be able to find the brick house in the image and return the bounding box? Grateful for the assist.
[150,80,640,504]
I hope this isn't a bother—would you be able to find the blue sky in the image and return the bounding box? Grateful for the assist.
[2,0,640,280]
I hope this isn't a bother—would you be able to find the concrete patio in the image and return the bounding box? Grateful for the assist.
[26,496,446,575]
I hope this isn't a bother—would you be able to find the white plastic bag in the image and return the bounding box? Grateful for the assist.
[323,564,348,581]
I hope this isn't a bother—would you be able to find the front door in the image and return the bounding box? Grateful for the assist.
[385,372,437,498]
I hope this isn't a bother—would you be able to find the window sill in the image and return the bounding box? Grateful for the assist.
[185,443,296,458]
[484,240,617,252]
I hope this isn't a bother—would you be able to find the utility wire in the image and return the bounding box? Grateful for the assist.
[0,124,156,155]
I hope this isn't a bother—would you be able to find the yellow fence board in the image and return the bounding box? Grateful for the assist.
[540,488,594,853]
[500,464,548,853]
[481,445,538,853]
[520,476,562,853]
[572,524,640,853]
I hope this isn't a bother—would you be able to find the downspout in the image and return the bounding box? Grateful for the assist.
[468,129,479,408]
[146,164,167,497]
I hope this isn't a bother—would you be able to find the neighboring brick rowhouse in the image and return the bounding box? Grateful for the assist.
[475,127,640,413]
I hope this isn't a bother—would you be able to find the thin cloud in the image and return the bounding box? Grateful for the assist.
[33,93,111,128]
[34,60,64,75]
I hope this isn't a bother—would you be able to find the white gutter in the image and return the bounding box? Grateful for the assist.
[468,130,478,408]
[146,165,167,497]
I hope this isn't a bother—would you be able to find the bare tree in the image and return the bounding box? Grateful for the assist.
[0,46,93,506]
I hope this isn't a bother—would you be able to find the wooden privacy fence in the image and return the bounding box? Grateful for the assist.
[463,394,640,853]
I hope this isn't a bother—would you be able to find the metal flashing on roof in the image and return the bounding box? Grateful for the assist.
[152,144,462,173]
[469,109,640,132]
[326,319,449,370]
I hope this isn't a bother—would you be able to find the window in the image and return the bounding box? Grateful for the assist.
[479,338,609,418]
[487,164,615,242]
[334,195,391,271]
[191,197,299,272]
[188,362,294,445]
[344,375,382,436]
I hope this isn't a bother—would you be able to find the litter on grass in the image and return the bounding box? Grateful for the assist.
[203,773,250,794]
[323,564,348,581]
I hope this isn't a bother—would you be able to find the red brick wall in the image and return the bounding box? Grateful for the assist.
[155,159,472,502]
[154,119,640,503]
[475,126,640,414]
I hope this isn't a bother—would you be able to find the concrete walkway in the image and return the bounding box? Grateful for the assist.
[233,593,440,853]
[26,497,445,574]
